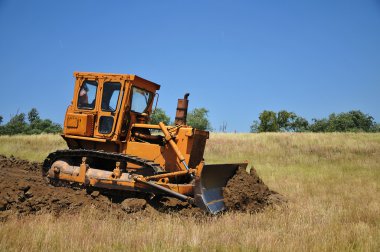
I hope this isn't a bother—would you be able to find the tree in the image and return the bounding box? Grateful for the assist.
[258,110,278,132]
[149,108,171,125]
[5,113,28,135]
[28,108,40,124]
[26,118,62,134]
[187,108,212,131]
[344,110,374,132]
[372,123,380,132]
[309,118,329,132]
[250,120,259,133]
[277,110,297,131]
[251,110,309,132]
[0,115,3,135]
[290,116,309,132]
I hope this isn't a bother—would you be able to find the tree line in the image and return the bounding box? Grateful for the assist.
[0,107,212,136]
[250,110,380,133]
[1,107,379,135]
[153,108,380,133]
[0,108,62,135]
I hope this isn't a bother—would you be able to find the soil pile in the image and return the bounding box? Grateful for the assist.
[0,155,124,220]
[223,167,286,212]
[0,155,284,220]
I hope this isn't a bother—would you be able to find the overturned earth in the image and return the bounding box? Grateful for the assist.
[0,155,285,221]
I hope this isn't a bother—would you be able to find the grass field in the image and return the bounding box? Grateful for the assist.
[1,133,379,251]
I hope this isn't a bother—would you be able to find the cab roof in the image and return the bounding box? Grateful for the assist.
[73,71,160,90]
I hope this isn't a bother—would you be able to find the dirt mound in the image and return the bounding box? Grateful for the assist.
[223,167,286,212]
[0,155,124,221]
[0,155,283,221]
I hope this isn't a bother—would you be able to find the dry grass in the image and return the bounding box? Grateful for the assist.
[0,134,66,162]
[1,133,380,251]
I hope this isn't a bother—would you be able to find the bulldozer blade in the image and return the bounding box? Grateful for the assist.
[194,163,248,214]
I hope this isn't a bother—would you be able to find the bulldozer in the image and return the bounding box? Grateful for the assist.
[43,72,247,214]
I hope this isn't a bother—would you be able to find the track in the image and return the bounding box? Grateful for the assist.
[43,149,164,177]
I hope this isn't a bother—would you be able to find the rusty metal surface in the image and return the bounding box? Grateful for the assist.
[188,130,209,168]
[175,93,189,125]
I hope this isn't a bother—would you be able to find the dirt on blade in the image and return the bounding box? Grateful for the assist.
[223,167,286,212]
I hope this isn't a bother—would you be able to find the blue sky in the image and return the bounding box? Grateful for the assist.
[0,0,379,132]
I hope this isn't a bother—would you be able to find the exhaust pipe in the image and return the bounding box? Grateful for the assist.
[175,93,189,125]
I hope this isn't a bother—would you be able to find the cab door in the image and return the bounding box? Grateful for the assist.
[94,77,124,139]
[64,77,99,137]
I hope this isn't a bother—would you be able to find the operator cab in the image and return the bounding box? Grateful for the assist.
[63,72,160,145]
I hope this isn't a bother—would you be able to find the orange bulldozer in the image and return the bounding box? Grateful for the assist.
[43,72,247,214]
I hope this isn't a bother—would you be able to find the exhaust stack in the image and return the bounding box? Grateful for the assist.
[175,93,190,125]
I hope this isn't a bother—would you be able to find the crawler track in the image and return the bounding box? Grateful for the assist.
[42,149,164,178]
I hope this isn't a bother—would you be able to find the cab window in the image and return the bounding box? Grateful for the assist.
[78,80,97,110]
[101,82,121,112]
[131,87,152,113]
